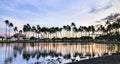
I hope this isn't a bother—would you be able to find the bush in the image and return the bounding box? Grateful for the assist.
[0,36,4,39]
[30,37,37,40]
[80,36,93,40]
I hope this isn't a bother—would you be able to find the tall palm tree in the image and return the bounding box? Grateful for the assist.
[88,26,92,37]
[9,23,13,37]
[90,25,95,38]
[41,27,48,38]
[4,20,9,39]
[78,26,83,37]
[116,19,120,24]
[23,25,28,38]
[82,26,88,36]
[36,25,41,38]
[26,24,31,38]
[63,25,71,38]
[105,20,110,26]
[73,26,78,38]
[63,25,67,37]
[106,24,113,34]
[58,27,62,38]
[115,19,120,33]
[112,22,119,33]
[48,27,55,39]
[71,22,76,38]
[31,26,36,37]
[54,27,59,38]
[66,25,71,38]
[97,25,106,36]
[71,22,76,27]
[51,27,56,38]
[13,26,18,33]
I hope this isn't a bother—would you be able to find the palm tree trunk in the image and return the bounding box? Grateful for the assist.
[56,32,57,38]
[60,31,62,38]
[69,31,71,38]
[38,33,39,39]
[81,32,82,37]
[9,28,10,38]
[6,24,7,39]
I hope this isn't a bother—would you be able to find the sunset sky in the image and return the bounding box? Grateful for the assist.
[0,0,120,36]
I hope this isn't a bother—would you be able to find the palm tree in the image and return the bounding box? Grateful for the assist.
[101,26,106,35]
[54,27,59,38]
[48,27,55,39]
[63,25,71,38]
[115,19,120,33]
[4,20,9,39]
[66,25,71,38]
[88,26,91,37]
[71,22,76,27]
[26,24,31,38]
[78,26,83,37]
[58,27,62,38]
[63,25,67,37]
[106,24,113,34]
[97,25,106,36]
[82,26,88,36]
[36,25,41,38]
[8,23,13,38]
[51,27,56,38]
[41,27,48,38]
[23,25,28,38]
[90,25,95,38]
[111,22,119,33]
[71,22,76,37]
[19,30,22,33]
[31,26,36,37]
[44,27,48,38]
[13,26,18,33]
[116,19,120,24]
[105,20,110,26]
[73,26,78,38]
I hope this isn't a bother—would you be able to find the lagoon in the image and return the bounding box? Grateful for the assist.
[0,42,120,64]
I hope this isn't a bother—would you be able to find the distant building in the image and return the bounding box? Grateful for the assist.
[11,32,25,40]
[0,36,5,41]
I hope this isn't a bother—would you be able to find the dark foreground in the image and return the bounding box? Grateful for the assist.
[68,54,120,64]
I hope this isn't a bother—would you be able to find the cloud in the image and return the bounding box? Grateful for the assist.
[88,0,112,13]
[89,4,112,13]
[0,0,120,30]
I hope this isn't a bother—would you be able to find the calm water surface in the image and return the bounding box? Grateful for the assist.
[0,42,120,64]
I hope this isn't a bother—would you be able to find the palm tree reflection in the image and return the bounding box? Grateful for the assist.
[2,43,120,64]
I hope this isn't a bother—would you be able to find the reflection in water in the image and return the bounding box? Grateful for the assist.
[0,42,120,64]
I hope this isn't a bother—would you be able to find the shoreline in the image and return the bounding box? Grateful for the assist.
[0,40,120,44]
[67,54,120,64]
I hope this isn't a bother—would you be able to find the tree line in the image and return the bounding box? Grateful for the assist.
[3,18,120,41]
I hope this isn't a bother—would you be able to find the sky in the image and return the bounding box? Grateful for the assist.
[0,0,120,36]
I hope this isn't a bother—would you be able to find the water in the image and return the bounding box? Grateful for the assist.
[0,42,120,64]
